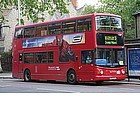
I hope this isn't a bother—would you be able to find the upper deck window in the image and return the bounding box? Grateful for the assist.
[62,20,76,34]
[48,22,61,35]
[24,27,35,38]
[36,25,48,37]
[77,17,92,32]
[95,16,122,32]
[14,28,24,39]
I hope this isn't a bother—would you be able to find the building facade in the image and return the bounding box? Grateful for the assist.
[134,11,140,39]
[125,11,140,78]
[0,0,78,53]
[125,11,140,44]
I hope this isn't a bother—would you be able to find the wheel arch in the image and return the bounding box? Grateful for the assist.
[24,68,30,75]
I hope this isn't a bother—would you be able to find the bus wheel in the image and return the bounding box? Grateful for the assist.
[95,81,103,86]
[24,69,31,82]
[67,70,76,84]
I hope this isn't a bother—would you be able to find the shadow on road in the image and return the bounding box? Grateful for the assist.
[18,79,126,86]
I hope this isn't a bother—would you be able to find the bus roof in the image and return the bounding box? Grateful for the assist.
[15,13,121,28]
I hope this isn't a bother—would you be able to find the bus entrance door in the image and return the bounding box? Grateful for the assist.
[78,50,94,82]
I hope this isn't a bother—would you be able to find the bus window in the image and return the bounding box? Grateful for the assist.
[95,48,124,67]
[36,25,48,37]
[14,28,23,39]
[35,52,47,63]
[62,20,76,34]
[81,50,93,64]
[48,51,54,63]
[24,27,35,38]
[24,53,34,64]
[95,16,122,32]
[48,22,61,35]
[77,17,92,32]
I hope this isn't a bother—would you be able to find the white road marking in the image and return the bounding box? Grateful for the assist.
[37,88,80,93]
[0,85,11,88]
[119,88,135,90]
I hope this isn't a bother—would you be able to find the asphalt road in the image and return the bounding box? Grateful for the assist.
[0,79,140,93]
[1,79,140,140]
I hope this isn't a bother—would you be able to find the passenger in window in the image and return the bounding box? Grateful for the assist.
[36,56,40,63]
[86,51,93,64]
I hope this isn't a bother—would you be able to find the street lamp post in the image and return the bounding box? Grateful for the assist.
[0,55,3,73]
[18,0,21,25]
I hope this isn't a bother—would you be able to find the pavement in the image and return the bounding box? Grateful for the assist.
[0,72,12,79]
[0,72,140,85]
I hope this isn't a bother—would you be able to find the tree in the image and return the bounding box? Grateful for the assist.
[81,0,140,39]
[98,0,140,39]
[81,5,96,15]
[0,0,70,24]
[0,49,12,72]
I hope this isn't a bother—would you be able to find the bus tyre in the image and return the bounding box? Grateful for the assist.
[67,70,76,84]
[24,69,31,82]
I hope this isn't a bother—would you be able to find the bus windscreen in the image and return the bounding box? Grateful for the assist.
[95,16,122,32]
[95,48,125,67]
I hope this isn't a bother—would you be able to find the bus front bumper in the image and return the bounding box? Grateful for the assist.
[94,75,126,81]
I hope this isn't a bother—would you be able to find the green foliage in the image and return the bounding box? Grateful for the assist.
[82,0,140,39]
[1,49,12,72]
[81,5,96,15]
[0,0,70,24]
[1,49,12,57]
[97,0,139,39]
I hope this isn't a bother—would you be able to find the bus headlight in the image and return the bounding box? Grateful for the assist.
[97,69,104,75]
[100,70,104,74]
[121,69,125,74]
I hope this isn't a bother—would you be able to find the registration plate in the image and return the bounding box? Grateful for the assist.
[110,77,116,80]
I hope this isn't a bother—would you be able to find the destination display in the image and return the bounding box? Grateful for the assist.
[96,33,124,46]
[105,35,117,45]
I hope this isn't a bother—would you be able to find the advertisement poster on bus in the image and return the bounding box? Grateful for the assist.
[128,48,140,76]
[59,33,85,62]
[63,33,85,44]
[22,36,56,48]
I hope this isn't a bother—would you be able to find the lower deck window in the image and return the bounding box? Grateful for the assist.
[48,51,54,63]
[24,51,54,64]
[81,50,93,64]
[24,53,34,64]
[35,52,47,63]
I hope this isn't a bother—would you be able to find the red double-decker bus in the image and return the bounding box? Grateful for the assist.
[12,13,126,84]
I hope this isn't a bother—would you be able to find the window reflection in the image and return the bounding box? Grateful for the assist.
[81,50,93,64]
[95,16,122,32]
[95,48,124,67]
